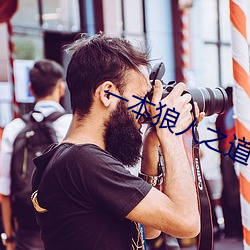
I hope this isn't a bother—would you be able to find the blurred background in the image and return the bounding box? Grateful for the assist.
[1,0,250,249]
[2,0,250,119]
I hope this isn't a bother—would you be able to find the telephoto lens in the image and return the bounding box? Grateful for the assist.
[186,87,228,116]
[148,62,228,117]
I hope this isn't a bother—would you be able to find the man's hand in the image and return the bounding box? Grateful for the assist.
[148,80,205,141]
[149,80,193,133]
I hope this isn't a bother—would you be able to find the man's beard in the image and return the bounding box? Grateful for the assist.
[104,100,143,167]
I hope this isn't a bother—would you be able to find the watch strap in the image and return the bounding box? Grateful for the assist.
[1,233,15,246]
[139,172,163,186]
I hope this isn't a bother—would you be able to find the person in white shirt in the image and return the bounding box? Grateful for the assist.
[0,59,72,250]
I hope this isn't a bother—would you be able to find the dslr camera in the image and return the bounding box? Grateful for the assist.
[147,62,228,117]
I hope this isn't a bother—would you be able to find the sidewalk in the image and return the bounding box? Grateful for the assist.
[181,237,243,250]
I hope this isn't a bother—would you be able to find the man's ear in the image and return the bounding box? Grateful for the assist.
[97,81,116,107]
[29,83,35,97]
[58,81,66,98]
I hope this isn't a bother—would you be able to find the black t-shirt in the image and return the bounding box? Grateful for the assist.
[33,143,152,250]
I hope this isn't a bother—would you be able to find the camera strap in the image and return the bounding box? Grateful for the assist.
[192,124,214,250]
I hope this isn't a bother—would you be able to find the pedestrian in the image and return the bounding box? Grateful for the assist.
[0,59,72,250]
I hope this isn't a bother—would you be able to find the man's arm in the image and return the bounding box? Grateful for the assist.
[1,195,15,250]
[126,81,200,238]
[140,126,161,239]
[0,121,23,250]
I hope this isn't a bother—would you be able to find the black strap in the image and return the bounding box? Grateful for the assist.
[192,125,214,250]
[21,110,65,124]
[40,111,66,143]
[44,111,66,122]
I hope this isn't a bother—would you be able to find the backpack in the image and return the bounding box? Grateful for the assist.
[10,111,64,230]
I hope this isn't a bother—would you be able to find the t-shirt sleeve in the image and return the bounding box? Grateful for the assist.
[74,145,152,220]
[0,119,25,195]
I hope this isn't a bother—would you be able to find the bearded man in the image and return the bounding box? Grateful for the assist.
[31,33,201,250]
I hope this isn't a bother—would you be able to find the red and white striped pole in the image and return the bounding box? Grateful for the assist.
[180,8,190,83]
[229,0,250,248]
[179,6,193,165]
[7,20,19,118]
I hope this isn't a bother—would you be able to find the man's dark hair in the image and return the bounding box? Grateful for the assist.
[65,33,150,117]
[29,59,64,98]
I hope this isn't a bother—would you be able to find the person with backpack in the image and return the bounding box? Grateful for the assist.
[0,59,72,250]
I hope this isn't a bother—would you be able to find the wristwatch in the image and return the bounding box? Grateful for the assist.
[1,233,15,246]
[139,172,163,187]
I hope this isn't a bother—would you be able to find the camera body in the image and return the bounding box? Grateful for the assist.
[147,62,228,116]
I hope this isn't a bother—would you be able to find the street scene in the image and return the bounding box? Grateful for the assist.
[0,0,250,249]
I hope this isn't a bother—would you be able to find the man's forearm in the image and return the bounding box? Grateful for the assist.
[141,130,198,237]
[159,134,198,217]
[141,132,159,176]
[1,195,14,237]
[141,127,162,239]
